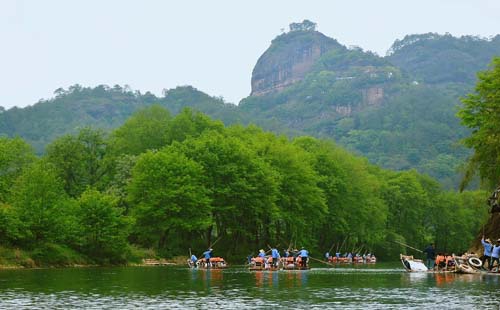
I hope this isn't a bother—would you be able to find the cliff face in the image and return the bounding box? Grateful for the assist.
[250,31,342,96]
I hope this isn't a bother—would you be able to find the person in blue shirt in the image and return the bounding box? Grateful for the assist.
[325,252,330,261]
[257,249,267,268]
[298,247,309,268]
[284,249,290,258]
[190,254,198,267]
[490,240,500,272]
[258,249,266,258]
[271,247,280,267]
[481,236,493,269]
[203,248,213,268]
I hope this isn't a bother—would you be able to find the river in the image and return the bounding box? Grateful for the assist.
[0,263,499,309]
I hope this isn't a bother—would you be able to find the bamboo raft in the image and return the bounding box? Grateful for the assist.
[187,257,228,269]
[248,256,310,271]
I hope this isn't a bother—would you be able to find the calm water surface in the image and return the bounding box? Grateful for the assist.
[0,263,499,309]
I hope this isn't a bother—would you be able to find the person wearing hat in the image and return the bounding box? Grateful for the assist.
[257,249,267,268]
[271,247,280,268]
[297,247,309,268]
[490,239,500,272]
[203,248,213,268]
[258,249,266,259]
[481,236,493,269]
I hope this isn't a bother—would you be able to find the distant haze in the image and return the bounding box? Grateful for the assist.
[1,0,499,109]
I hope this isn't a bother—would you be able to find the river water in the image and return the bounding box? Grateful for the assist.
[0,263,499,309]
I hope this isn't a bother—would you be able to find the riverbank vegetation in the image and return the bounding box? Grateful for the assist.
[0,105,489,267]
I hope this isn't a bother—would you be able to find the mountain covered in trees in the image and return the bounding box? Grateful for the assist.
[241,23,500,188]
[1,21,500,189]
[0,85,245,154]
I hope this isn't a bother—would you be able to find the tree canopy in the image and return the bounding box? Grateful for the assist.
[458,57,500,189]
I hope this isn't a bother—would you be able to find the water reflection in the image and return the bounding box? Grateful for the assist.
[190,268,224,291]
[3,266,500,308]
[403,271,488,287]
[254,270,308,288]
[434,273,456,286]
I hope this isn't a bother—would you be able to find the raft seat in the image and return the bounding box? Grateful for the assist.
[253,257,264,264]
[209,257,225,262]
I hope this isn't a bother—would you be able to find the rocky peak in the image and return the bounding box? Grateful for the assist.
[250,22,343,96]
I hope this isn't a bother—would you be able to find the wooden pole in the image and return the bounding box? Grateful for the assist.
[328,241,336,253]
[337,236,348,253]
[210,236,223,248]
[309,256,335,266]
[393,240,423,253]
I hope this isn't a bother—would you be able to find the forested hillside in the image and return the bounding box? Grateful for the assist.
[240,24,500,188]
[387,33,500,84]
[0,106,488,266]
[1,23,499,189]
[0,85,244,154]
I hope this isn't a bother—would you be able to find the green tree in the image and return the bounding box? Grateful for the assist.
[458,57,500,189]
[294,137,387,252]
[105,155,137,214]
[166,107,224,144]
[0,203,23,244]
[108,104,171,156]
[77,188,130,263]
[0,137,36,202]
[10,161,72,245]
[252,134,326,246]
[128,148,211,252]
[179,130,279,251]
[46,127,108,197]
[382,170,430,248]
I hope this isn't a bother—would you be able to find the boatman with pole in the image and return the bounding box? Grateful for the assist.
[481,236,493,270]
[423,243,436,270]
[298,247,309,268]
[271,247,280,268]
[203,248,213,268]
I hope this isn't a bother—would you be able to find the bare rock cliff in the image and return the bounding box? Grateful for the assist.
[250,31,342,96]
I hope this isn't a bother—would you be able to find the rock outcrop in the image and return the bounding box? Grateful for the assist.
[250,30,341,96]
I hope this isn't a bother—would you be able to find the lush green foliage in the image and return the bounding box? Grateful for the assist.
[0,107,489,264]
[0,137,36,202]
[458,57,500,189]
[77,188,130,263]
[128,148,211,252]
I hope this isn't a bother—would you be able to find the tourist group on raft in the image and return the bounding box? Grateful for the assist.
[187,248,228,269]
[248,247,310,270]
[324,252,377,264]
[416,236,500,273]
[187,246,376,270]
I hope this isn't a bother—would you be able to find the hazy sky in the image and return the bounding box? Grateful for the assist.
[1,0,499,109]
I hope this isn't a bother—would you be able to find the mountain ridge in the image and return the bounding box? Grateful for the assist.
[1,26,499,188]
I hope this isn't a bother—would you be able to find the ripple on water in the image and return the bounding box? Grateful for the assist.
[1,266,500,309]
